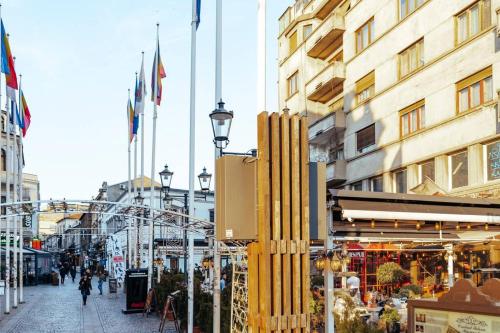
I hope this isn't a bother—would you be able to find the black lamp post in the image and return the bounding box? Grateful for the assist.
[134,192,144,206]
[159,164,173,194]
[198,167,212,195]
[209,99,233,152]
[158,164,211,279]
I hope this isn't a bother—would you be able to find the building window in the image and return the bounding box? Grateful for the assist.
[303,24,312,40]
[393,169,407,193]
[288,71,299,97]
[356,18,374,53]
[420,159,435,182]
[399,39,424,78]
[485,140,500,181]
[289,30,298,54]
[371,176,383,192]
[450,150,468,189]
[456,67,493,113]
[356,124,375,154]
[400,0,426,19]
[400,100,425,137]
[456,0,491,44]
[352,181,363,191]
[355,71,375,105]
[1,148,5,172]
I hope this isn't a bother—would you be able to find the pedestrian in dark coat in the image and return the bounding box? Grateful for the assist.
[59,265,67,285]
[79,274,92,305]
[70,266,77,283]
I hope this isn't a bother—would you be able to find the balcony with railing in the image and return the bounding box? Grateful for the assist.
[308,110,345,145]
[306,11,344,59]
[326,159,346,185]
[314,0,343,19]
[306,61,345,103]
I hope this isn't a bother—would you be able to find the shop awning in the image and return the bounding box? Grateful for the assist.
[331,190,500,224]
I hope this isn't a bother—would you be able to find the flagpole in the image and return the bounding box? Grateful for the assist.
[212,0,222,331]
[139,52,145,270]
[11,58,18,308]
[5,76,11,314]
[257,0,266,113]
[134,131,138,268]
[127,89,133,270]
[0,5,3,317]
[148,24,159,292]
[18,75,23,304]
[188,1,198,331]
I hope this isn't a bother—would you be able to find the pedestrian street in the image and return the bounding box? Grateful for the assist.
[0,275,175,333]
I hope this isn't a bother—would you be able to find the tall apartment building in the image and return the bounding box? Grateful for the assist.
[279,0,500,199]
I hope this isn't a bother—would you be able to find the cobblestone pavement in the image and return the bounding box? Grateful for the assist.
[0,275,176,333]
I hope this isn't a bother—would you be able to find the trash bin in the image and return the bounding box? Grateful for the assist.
[51,272,59,286]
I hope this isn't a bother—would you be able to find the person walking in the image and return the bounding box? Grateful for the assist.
[97,272,105,295]
[79,274,92,305]
[70,266,77,283]
[60,264,67,285]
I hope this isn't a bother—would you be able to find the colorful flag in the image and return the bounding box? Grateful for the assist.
[195,0,201,30]
[135,56,147,115]
[19,89,31,137]
[151,39,166,106]
[128,97,135,143]
[1,20,18,99]
[132,76,139,135]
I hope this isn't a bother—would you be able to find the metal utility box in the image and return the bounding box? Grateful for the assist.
[309,162,326,240]
[216,155,258,241]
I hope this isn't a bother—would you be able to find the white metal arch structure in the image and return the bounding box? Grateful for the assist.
[0,198,214,235]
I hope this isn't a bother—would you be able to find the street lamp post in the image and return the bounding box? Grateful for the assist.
[134,192,144,269]
[158,166,212,283]
[209,99,233,331]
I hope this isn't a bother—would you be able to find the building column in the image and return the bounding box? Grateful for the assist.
[445,244,454,288]
[324,235,335,333]
[468,144,484,186]
[382,172,393,192]
[407,164,419,190]
[435,155,449,191]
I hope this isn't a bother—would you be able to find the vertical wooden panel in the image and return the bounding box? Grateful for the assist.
[300,118,311,332]
[280,112,292,333]
[270,113,282,331]
[290,115,301,333]
[257,112,271,333]
[248,242,260,332]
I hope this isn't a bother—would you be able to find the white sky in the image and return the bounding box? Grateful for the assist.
[4,0,290,199]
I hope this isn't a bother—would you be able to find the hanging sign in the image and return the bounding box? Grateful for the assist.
[109,235,125,284]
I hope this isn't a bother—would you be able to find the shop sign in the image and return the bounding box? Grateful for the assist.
[348,251,364,258]
[414,308,500,333]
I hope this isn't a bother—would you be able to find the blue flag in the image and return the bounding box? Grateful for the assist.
[195,0,201,30]
[1,20,10,74]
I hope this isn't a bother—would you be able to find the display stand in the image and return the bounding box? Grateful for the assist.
[159,294,180,333]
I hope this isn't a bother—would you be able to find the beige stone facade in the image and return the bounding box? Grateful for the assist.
[279,0,500,199]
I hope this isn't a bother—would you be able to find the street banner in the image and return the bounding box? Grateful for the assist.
[109,235,125,284]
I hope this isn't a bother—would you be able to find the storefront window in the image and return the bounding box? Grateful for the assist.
[420,159,435,182]
[371,176,383,192]
[394,169,407,193]
[486,141,500,181]
[450,151,468,188]
[352,181,363,191]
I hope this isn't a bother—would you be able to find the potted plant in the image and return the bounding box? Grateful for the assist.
[376,262,408,285]
[380,308,401,333]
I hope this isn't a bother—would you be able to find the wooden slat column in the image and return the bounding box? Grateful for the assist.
[248,112,310,333]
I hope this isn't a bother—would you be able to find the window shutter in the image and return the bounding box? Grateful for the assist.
[356,71,375,94]
[456,66,492,91]
[357,124,375,151]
